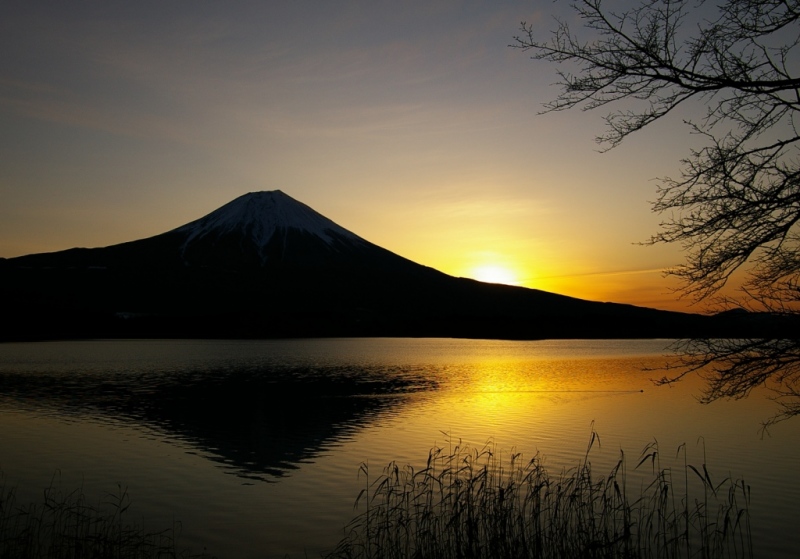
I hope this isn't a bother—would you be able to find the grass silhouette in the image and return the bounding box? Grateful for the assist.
[326,431,752,559]
[0,431,752,559]
[0,475,211,559]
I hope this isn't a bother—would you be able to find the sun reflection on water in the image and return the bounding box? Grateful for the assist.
[2,339,799,558]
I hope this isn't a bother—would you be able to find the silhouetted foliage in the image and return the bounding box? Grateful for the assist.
[657,337,800,429]
[514,0,800,424]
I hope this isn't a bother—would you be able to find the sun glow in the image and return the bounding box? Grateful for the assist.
[470,265,519,286]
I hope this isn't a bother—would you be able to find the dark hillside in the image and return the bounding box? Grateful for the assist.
[0,191,781,341]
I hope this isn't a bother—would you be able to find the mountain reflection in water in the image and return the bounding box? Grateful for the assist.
[0,365,436,481]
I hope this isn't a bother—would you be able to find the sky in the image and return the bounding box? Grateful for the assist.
[0,0,714,312]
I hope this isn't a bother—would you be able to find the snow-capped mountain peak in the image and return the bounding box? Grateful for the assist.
[173,190,363,249]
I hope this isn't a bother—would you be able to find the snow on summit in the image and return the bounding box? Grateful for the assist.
[173,190,362,248]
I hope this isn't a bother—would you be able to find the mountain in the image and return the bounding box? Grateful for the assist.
[7,191,406,270]
[0,190,757,341]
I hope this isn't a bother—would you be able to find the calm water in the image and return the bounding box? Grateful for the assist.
[0,338,798,558]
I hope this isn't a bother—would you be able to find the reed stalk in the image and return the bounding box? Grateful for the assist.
[326,432,752,559]
[0,475,211,559]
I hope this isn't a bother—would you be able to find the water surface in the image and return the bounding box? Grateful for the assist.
[0,338,797,557]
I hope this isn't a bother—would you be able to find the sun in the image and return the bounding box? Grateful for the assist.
[470,265,519,286]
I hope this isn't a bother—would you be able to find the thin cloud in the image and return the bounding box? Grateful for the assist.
[531,267,671,281]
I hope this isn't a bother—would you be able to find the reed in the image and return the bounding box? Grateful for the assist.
[0,476,211,559]
[326,432,752,559]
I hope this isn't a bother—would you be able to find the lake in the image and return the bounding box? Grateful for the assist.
[0,338,798,558]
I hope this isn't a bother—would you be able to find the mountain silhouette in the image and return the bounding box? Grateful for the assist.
[7,191,409,270]
[0,190,757,340]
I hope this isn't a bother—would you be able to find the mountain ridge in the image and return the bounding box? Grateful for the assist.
[170,190,367,262]
[174,190,362,241]
[0,190,776,341]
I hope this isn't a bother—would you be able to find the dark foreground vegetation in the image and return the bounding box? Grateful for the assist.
[326,434,752,559]
[0,479,210,559]
[1,434,752,559]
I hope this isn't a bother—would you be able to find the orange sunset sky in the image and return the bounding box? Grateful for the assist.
[0,1,718,312]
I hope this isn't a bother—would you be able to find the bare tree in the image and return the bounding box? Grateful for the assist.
[513,0,800,427]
